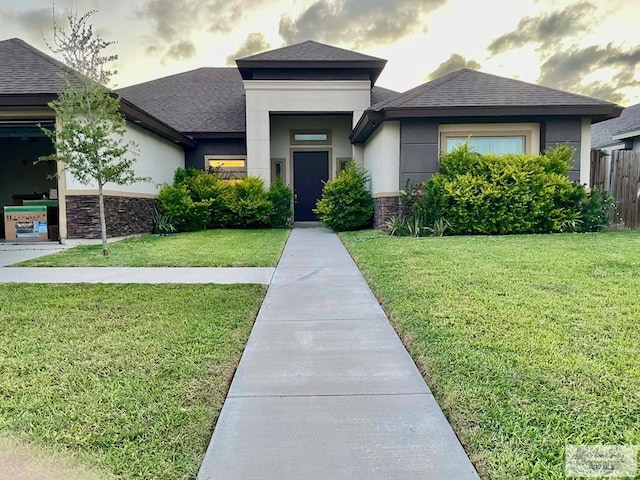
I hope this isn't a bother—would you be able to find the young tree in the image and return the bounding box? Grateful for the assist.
[42,6,147,255]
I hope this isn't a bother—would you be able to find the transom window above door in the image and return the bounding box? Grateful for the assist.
[290,129,331,145]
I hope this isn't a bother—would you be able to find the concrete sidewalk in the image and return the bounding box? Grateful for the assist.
[0,242,71,267]
[0,267,275,284]
[197,227,479,479]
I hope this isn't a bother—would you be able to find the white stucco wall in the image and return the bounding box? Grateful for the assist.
[64,122,185,195]
[270,115,353,184]
[244,80,371,186]
[580,117,591,185]
[364,121,400,197]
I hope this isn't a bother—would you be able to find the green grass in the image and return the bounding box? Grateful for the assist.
[17,229,290,267]
[340,230,640,480]
[0,284,265,479]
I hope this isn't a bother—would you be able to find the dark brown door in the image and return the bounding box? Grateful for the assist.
[293,151,329,221]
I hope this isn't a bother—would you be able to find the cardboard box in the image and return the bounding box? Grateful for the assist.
[4,206,48,241]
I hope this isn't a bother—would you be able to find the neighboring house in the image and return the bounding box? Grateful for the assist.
[592,103,640,152]
[0,38,622,239]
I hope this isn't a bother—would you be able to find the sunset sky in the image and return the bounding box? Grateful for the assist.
[1,0,639,105]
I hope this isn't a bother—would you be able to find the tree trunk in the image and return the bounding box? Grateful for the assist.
[98,183,109,256]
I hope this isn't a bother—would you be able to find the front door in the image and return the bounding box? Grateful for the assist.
[293,151,329,221]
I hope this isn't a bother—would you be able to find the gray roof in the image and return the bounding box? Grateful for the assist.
[117,68,246,134]
[371,86,400,105]
[592,103,640,148]
[0,37,84,95]
[351,69,622,144]
[238,40,384,63]
[371,69,619,111]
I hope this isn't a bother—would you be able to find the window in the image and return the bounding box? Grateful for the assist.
[337,158,351,172]
[439,123,540,156]
[205,156,247,178]
[445,136,525,155]
[271,158,285,182]
[290,129,331,145]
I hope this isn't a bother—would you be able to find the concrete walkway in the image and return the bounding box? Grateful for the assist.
[0,242,71,267]
[0,267,274,284]
[197,227,479,479]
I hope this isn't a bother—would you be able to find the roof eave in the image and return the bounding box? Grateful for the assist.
[0,94,57,107]
[118,97,195,148]
[351,104,624,144]
[612,128,640,141]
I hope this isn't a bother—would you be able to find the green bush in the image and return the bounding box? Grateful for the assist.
[268,178,293,227]
[315,162,374,231]
[421,144,586,235]
[227,177,274,227]
[156,184,208,232]
[578,189,614,232]
[158,168,291,231]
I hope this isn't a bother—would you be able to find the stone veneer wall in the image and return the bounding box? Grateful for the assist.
[66,195,156,239]
[373,196,401,229]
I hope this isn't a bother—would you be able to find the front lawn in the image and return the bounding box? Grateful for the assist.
[340,230,640,479]
[17,229,290,267]
[0,284,265,480]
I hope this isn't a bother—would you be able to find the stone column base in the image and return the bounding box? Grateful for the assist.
[373,196,401,229]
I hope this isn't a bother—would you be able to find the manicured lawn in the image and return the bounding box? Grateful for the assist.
[17,229,290,267]
[340,230,640,479]
[0,284,265,480]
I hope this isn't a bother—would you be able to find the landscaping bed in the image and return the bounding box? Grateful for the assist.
[0,283,265,479]
[341,230,640,479]
[16,229,290,267]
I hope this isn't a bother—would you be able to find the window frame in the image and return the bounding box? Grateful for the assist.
[290,129,332,145]
[439,123,540,156]
[204,155,247,179]
[271,158,285,182]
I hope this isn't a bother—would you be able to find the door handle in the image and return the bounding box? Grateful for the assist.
[294,191,298,203]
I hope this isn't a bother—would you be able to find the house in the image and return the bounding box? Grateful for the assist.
[0,38,622,239]
[591,103,640,152]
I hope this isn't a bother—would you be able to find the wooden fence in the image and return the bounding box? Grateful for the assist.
[590,149,640,229]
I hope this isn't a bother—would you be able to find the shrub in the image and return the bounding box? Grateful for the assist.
[578,189,614,232]
[227,177,274,227]
[268,178,293,227]
[422,144,585,234]
[156,184,208,232]
[315,162,374,231]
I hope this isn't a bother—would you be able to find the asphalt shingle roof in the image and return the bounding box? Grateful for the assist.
[117,68,246,134]
[0,37,84,94]
[371,69,618,111]
[237,40,384,63]
[591,103,640,148]
[371,86,400,105]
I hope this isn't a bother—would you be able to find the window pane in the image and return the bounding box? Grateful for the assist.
[294,133,328,142]
[446,136,525,155]
[209,159,246,168]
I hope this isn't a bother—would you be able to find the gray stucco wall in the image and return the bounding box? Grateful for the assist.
[185,138,247,170]
[543,118,582,181]
[399,117,584,187]
[399,119,439,189]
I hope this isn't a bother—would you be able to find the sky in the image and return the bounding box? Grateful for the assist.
[1,0,639,106]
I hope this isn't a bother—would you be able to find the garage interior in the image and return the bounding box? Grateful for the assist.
[0,121,59,241]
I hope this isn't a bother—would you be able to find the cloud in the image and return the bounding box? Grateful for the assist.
[0,5,61,41]
[425,53,481,81]
[488,2,596,56]
[537,43,640,103]
[226,33,271,65]
[139,0,264,50]
[279,0,446,49]
[163,40,197,62]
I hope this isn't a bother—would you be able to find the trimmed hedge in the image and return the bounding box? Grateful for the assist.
[157,168,292,231]
[389,144,611,236]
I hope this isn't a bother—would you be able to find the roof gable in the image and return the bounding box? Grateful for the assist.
[237,40,384,63]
